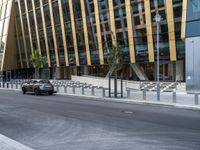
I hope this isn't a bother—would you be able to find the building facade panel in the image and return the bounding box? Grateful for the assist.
[165,0,177,61]
[0,0,186,81]
[69,0,82,66]
[125,0,136,64]
[80,0,91,66]
[17,0,29,68]
[144,0,154,63]
[58,0,69,66]
[39,0,51,67]
[93,0,104,65]
[14,17,23,68]
[24,0,34,55]
[48,0,60,67]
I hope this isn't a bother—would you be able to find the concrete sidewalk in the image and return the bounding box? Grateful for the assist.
[56,92,200,111]
[1,87,200,111]
[0,134,34,150]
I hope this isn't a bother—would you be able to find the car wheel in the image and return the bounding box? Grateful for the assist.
[22,88,26,95]
[34,88,39,96]
[49,91,53,95]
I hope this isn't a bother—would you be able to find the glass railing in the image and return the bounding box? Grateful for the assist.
[79,50,87,65]
[90,50,100,64]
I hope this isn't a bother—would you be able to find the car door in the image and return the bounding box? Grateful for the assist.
[29,80,37,92]
[25,81,31,92]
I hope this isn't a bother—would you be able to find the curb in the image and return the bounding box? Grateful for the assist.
[1,88,200,111]
[56,93,200,111]
[0,88,21,91]
[0,134,34,150]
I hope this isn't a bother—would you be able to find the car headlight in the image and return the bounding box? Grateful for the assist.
[39,85,44,89]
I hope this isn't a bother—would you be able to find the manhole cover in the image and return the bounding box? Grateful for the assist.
[122,110,134,114]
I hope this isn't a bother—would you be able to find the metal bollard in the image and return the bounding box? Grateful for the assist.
[142,90,146,100]
[194,94,199,105]
[102,88,105,97]
[20,84,22,89]
[56,86,59,93]
[15,83,18,89]
[82,87,85,95]
[11,82,13,88]
[91,87,95,96]
[127,89,130,98]
[73,86,75,94]
[64,86,67,93]
[172,90,176,103]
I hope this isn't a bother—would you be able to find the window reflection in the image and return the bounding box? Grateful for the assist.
[0,0,13,55]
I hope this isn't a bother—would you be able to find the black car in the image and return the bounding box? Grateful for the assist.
[22,79,54,95]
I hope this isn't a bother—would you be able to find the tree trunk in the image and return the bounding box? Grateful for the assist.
[114,70,117,98]
[35,68,40,79]
[106,66,114,78]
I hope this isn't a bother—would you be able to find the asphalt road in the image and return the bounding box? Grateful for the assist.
[0,90,200,150]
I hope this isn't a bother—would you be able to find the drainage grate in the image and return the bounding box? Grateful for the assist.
[121,110,134,114]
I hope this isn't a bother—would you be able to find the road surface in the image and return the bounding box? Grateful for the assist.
[0,90,200,150]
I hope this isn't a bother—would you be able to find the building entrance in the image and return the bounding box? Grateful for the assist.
[6,71,11,82]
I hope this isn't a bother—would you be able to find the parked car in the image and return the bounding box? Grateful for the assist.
[22,79,54,95]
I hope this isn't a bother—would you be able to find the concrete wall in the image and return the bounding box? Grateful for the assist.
[71,75,140,91]
[71,75,186,92]
[186,37,200,93]
[176,60,184,81]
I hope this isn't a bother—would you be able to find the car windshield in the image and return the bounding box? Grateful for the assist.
[39,80,50,84]
[30,80,38,84]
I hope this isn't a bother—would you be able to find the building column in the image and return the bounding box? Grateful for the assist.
[163,64,165,81]
[168,62,174,81]
[54,67,62,80]
[129,66,133,79]
[154,62,157,81]
[40,68,51,79]
[83,66,89,75]
[176,60,184,81]
[73,67,78,76]
[63,67,68,79]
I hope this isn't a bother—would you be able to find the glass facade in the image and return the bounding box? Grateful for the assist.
[186,0,200,37]
[0,0,13,66]
[0,0,186,80]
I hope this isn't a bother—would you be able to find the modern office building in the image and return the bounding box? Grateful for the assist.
[0,0,187,81]
[185,0,200,93]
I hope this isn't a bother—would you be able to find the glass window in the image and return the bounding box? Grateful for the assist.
[3,18,9,36]
[186,0,200,37]
[0,0,13,55]
[0,3,7,20]
[34,0,40,8]
[52,1,60,25]
[186,21,200,37]
[5,1,12,18]
[36,8,43,29]
[187,0,200,21]
[44,5,51,27]
[0,20,3,35]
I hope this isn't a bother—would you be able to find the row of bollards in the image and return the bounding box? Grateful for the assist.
[0,81,199,105]
[54,85,107,97]
[195,94,199,105]
[0,82,21,89]
[126,88,199,105]
[173,90,176,103]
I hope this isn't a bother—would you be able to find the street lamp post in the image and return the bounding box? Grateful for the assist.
[154,14,162,101]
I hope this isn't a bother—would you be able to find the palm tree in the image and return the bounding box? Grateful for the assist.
[30,49,46,79]
[107,43,123,77]
[107,43,124,98]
